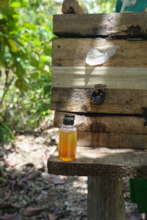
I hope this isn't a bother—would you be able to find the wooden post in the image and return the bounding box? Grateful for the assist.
[88,176,125,220]
[62,0,85,14]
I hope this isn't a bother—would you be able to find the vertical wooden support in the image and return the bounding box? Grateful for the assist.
[88,176,125,220]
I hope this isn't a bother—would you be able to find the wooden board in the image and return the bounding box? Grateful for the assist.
[53,39,147,67]
[78,132,147,149]
[53,13,147,37]
[52,39,147,89]
[54,112,146,134]
[52,66,147,89]
[54,112,147,149]
[52,88,147,114]
[47,147,147,177]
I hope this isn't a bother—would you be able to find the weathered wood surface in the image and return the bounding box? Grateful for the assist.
[88,176,125,220]
[54,112,147,149]
[53,13,147,37]
[54,112,146,134]
[53,39,147,67]
[52,66,147,89]
[52,39,147,89]
[78,132,147,149]
[52,88,147,114]
[47,147,147,177]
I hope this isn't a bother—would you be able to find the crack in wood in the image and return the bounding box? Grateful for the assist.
[59,110,143,118]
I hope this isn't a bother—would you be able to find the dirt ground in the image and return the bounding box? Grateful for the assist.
[0,116,145,220]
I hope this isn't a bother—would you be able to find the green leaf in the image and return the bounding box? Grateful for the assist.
[15,78,29,91]
[10,1,21,8]
[0,0,9,8]
[8,39,20,52]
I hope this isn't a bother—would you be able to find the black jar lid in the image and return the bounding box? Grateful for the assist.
[63,114,75,126]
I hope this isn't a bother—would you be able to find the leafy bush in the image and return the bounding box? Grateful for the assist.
[0,0,58,141]
[81,0,116,13]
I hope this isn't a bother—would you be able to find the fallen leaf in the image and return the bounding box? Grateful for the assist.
[56,211,71,219]
[48,213,56,220]
[14,162,34,169]
[23,207,46,217]
[0,203,19,209]
[18,171,40,185]
[49,176,65,185]
[0,214,22,220]
[4,190,11,200]
[13,215,22,220]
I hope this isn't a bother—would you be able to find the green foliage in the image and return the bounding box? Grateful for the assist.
[83,0,116,13]
[0,0,57,80]
[3,71,52,132]
[0,0,58,141]
[0,122,14,143]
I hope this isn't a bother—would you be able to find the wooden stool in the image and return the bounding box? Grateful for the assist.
[48,147,147,220]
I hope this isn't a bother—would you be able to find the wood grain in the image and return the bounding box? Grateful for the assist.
[53,39,147,88]
[53,13,147,37]
[53,38,147,67]
[54,112,147,149]
[88,176,125,220]
[54,112,147,134]
[78,132,147,148]
[47,147,147,177]
[52,88,147,114]
[52,66,147,89]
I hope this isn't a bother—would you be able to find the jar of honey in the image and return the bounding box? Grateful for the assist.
[58,114,77,162]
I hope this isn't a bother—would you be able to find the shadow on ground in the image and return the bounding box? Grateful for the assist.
[0,131,87,220]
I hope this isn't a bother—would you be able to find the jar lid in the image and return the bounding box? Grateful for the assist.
[63,114,75,125]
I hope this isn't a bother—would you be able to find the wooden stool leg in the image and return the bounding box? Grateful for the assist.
[87,176,125,220]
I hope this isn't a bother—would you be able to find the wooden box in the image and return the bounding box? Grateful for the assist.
[52,12,147,149]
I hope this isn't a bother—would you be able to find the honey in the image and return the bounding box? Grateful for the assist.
[58,129,77,161]
[58,114,77,162]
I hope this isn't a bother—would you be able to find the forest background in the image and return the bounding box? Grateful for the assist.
[0,0,116,143]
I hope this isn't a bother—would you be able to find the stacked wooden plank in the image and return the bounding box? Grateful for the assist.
[52,13,147,149]
[48,12,147,220]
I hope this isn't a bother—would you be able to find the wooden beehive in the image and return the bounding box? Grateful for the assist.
[49,12,147,220]
[52,12,147,149]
